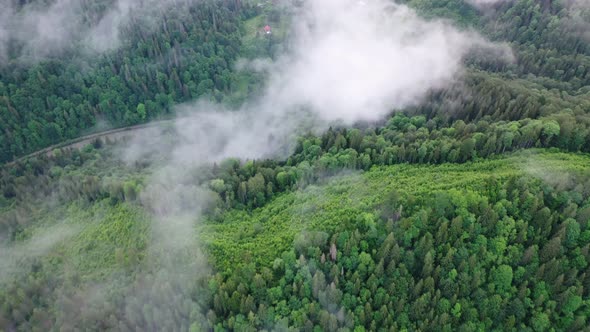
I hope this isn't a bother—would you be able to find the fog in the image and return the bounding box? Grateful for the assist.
[0,0,195,63]
[126,0,513,165]
[565,0,590,42]
[570,0,590,9]
[128,0,515,241]
[114,1,513,327]
[0,224,79,284]
[265,0,507,123]
[2,0,515,328]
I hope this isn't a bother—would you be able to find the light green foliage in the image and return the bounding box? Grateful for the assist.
[63,203,148,276]
[210,179,226,193]
[136,103,147,120]
[202,150,590,330]
[542,120,561,143]
[493,265,513,293]
[200,150,590,269]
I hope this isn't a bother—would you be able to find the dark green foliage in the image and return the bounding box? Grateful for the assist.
[1,0,590,330]
[487,0,590,89]
[403,0,590,92]
[199,109,590,212]
[0,0,257,163]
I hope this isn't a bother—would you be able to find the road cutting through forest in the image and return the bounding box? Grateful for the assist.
[6,120,174,167]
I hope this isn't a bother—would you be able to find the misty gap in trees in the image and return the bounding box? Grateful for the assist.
[1,0,590,331]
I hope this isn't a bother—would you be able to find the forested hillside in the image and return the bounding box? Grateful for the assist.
[2,145,590,330]
[1,0,590,331]
[0,0,257,163]
[1,0,589,163]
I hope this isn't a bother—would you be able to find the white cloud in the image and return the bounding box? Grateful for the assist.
[124,0,515,201]
[262,0,512,124]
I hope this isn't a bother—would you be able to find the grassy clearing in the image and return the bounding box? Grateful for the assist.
[199,150,590,271]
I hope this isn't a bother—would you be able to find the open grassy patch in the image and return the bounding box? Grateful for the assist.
[199,149,590,271]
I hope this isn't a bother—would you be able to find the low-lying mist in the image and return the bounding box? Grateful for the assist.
[116,0,514,326]
[0,224,80,285]
[127,0,514,164]
[0,0,198,64]
[2,0,516,328]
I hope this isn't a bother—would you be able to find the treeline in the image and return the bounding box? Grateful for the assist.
[419,70,590,123]
[3,107,590,239]
[202,109,590,211]
[0,0,256,163]
[205,169,590,330]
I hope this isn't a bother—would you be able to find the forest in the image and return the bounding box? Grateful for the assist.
[0,0,261,163]
[1,0,590,331]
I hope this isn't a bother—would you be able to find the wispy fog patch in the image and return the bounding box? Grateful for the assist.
[125,0,514,165]
[115,0,512,325]
[0,224,79,284]
[522,155,582,194]
[569,0,590,9]
[248,0,514,124]
[1,0,84,62]
[0,3,9,63]
[563,0,590,42]
[0,0,197,63]
[83,0,135,53]
[169,104,313,164]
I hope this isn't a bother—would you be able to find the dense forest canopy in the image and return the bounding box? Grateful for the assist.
[0,0,253,163]
[0,0,588,163]
[1,0,590,331]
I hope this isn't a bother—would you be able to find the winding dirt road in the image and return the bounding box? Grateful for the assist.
[5,120,173,167]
